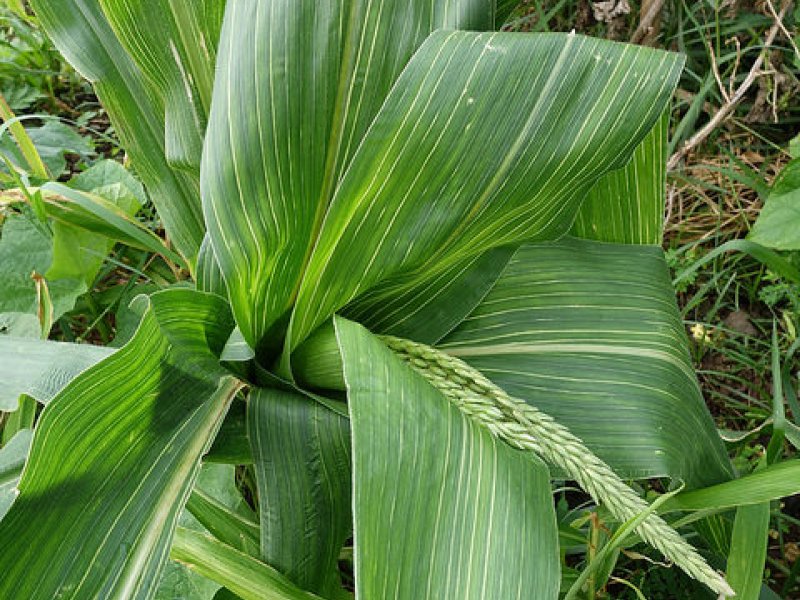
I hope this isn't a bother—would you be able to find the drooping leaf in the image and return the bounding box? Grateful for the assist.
[335,316,560,599]
[0,289,240,598]
[39,182,186,267]
[248,388,351,596]
[0,336,113,411]
[439,237,733,487]
[287,33,684,354]
[572,110,669,245]
[31,0,205,262]
[47,160,144,287]
[203,0,497,354]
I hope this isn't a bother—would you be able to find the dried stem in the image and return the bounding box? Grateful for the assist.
[631,0,664,45]
[668,1,790,171]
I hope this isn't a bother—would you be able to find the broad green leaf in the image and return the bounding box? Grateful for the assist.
[203,0,496,354]
[288,33,683,354]
[726,503,770,600]
[0,214,84,324]
[439,237,733,487]
[342,244,517,344]
[572,111,669,245]
[47,160,144,287]
[0,120,93,179]
[0,336,112,412]
[749,158,800,250]
[171,528,322,600]
[335,316,560,599]
[248,388,351,596]
[0,289,240,599]
[0,311,39,337]
[0,429,32,520]
[98,0,225,170]
[31,0,205,262]
[660,460,800,512]
[69,158,147,205]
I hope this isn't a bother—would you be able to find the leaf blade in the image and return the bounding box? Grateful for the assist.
[248,388,352,596]
[0,289,240,599]
[336,316,560,599]
[288,33,684,352]
[202,0,498,353]
[439,237,733,487]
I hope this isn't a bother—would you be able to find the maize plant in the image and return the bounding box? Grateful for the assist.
[2,1,798,599]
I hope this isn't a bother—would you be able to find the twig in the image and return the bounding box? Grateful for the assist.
[630,0,665,44]
[708,41,731,103]
[729,36,742,99]
[766,0,800,59]
[668,1,790,171]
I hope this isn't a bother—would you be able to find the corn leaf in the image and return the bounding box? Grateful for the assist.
[203,0,497,355]
[342,245,517,344]
[726,503,770,600]
[0,336,112,411]
[171,528,322,600]
[40,182,186,268]
[98,0,225,170]
[30,0,205,262]
[0,429,32,520]
[335,316,561,599]
[572,111,669,245]
[439,237,733,487]
[287,33,683,354]
[344,111,669,344]
[248,388,352,597]
[0,289,240,598]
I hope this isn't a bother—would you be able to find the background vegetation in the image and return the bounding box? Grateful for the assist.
[1,0,798,597]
